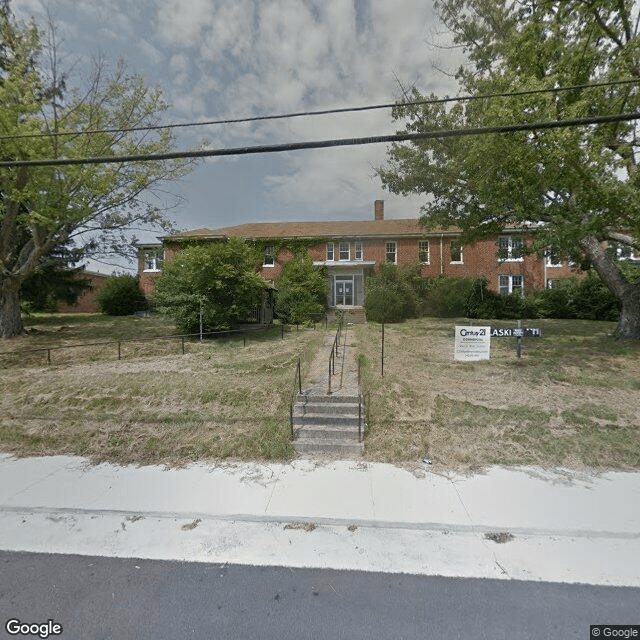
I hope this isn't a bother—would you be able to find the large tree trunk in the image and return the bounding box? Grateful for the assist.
[579,235,640,340]
[0,278,24,339]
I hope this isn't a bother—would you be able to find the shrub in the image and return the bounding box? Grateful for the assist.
[96,275,147,316]
[365,263,427,322]
[424,274,476,317]
[274,252,327,324]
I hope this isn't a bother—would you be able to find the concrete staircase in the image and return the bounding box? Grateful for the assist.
[291,394,364,456]
[326,307,367,324]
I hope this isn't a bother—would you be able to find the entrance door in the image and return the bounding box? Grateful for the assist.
[335,277,354,306]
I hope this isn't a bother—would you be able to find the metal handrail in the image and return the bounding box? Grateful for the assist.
[327,317,343,394]
[289,357,302,438]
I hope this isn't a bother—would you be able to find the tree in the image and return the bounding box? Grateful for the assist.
[96,274,146,316]
[0,2,194,337]
[274,252,327,324]
[153,239,269,333]
[378,0,640,338]
[20,241,91,312]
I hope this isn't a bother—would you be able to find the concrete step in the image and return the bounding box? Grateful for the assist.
[293,413,360,427]
[298,394,360,404]
[299,401,360,415]
[293,424,362,441]
[291,438,364,456]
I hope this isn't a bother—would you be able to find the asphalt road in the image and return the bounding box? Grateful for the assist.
[1,551,638,640]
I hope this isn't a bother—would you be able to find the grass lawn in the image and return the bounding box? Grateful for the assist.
[355,317,640,471]
[0,313,325,465]
[1,313,639,470]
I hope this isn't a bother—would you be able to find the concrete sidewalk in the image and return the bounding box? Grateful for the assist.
[0,453,639,586]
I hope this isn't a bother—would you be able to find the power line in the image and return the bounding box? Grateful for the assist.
[0,78,637,142]
[1,111,638,168]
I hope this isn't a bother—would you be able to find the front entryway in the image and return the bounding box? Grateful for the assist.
[334,276,354,306]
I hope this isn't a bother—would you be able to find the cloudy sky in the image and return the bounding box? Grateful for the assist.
[12,0,462,270]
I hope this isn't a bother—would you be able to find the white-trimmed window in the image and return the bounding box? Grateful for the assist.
[418,240,430,264]
[545,249,562,267]
[143,250,164,272]
[263,245,275,267]
[450,240,463,264]
[385,241,397,264]
[327,243,335,261]
[499,274,524,295]
[355,242,363,261]
[498,236,524,261]
[614,243,639,261]
[339,242,350,261]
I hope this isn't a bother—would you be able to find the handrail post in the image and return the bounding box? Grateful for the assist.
[297,358,302,394]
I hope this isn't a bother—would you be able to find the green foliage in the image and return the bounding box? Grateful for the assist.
[96,275,146,316]
[153,238,268,333]
[274,252,327,324]
[0,4,195,337]
[365,263,428,322]
[378,0,640,337]
[424,274,476,318]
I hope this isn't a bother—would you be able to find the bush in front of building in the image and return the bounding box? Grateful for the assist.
[96,275,147,316]
[274,252,328,324]
[365,263,428,322]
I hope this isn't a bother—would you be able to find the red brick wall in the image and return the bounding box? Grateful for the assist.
[140,235,581,297]
[57,272,109,314]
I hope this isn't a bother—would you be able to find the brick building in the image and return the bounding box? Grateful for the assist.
[138,200,578,311]
[57,270,109,314]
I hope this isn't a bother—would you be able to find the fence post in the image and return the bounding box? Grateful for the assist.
[118,341,121,360]
[47,349,51,365]
[181,336,185,355]
[297,358,302,394]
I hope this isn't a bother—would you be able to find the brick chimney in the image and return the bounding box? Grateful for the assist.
[374,200,384,221]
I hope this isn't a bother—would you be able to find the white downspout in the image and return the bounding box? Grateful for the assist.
[440,234,444,274]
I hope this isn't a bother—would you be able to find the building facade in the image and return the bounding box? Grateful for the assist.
[138,201,579,310]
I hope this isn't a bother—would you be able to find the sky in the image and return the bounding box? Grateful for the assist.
[12,0,462,272]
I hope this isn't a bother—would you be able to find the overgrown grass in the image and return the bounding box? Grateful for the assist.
[0,314,325,465]
[355,317,640,470]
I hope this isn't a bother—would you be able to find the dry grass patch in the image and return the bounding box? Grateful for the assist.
[0,315,325,465]
[355,318,640,471]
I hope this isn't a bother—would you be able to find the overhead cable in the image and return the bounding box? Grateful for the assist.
[1,111,638,168]
[0,78,637,141]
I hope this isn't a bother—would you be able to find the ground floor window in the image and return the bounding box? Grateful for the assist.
[499,274,523,295]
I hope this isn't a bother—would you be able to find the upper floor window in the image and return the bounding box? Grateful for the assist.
[499,274,523,295]
[339,242,350,261]
[263,245,275,267]
[498,236,524,261]
[355,242,363,261]
[418,240,430,264]
[545,249,562,267]
[386,241,397,264]
[327,243,335,261]
[143,250,164,272]
[450,240,463,264]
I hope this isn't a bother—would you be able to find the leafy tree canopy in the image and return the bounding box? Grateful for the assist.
[378,0,640,338]
[153,238,269,333]
[0,1,196,337]
[274,251,327,324]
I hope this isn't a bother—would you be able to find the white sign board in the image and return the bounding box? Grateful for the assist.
[454,326,491,361]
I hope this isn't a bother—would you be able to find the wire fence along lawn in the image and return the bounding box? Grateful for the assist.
[0,325,286,368]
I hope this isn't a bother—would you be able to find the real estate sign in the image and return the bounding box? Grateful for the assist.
[454,326,491,361]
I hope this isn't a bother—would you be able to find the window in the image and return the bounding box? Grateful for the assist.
[418,240,430,264]
[450,240,463,264]
[614,242,638,261]
[339,242,350,261]
[545,249,562,267]
[385,241,397,264]
[143,250,164,272]
[263,245,274,267]
[355,242,363,261]
[499,274,523,295]
[498,236,524,261]
[327,243,334,261]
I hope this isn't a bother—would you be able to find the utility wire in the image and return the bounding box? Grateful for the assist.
[0,78,637,142]
[1,111,638,168]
